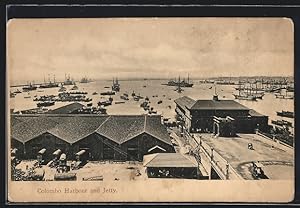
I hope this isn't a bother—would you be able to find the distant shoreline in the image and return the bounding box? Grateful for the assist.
[10,75,294,88]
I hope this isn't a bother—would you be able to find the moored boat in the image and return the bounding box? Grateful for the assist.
[100,91,115,96]
[23,83,37,91]
[276,111,294,118]
[70,84,79,90]
[37,101,55,107]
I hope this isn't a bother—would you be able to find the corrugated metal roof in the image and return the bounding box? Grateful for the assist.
[143,153,198,168]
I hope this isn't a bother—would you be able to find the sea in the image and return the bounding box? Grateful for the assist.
[9,79,294,127]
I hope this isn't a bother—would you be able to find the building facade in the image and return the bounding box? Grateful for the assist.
[175,96,269,134]
[11,114,175,162]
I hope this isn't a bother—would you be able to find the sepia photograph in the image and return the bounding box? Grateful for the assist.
[7,17,294,202]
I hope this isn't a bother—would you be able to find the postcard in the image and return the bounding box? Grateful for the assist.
[7,17,294,203]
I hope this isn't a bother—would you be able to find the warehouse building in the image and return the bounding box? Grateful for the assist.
[11,114,175,162]
[174,95,268,134]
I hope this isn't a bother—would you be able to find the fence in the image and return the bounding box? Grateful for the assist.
[190,134,243,180]
[256,130,293,149]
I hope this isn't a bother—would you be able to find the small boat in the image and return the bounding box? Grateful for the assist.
[37,90,44,92]
[115,101,125,104]
[275,94,294,99]
[37,101,55,107]
[233,94,257,101]
[71,84,79,90]
[10,92,16,98]
[271,120,293,127]
[140,101,149,108]
[120,95,129,100]
[98,100,112,106]
[14,89,22,94]
[104,86,110,89]
[58,85,67,92]
[100,91,115,96]
[148,107,157,114]
[277,111,294,118]
[69,91,87,95]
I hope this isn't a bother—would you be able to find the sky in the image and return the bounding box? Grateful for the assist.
[7,18,294,84]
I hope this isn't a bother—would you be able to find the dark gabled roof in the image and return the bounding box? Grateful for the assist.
[191,100,249,110]
[249,109,267,117]
[143,153,197,168]
[145,116,172,145]
[175,96,249,110]
[96,115,145,144]
[11,114,173,146]
[48,102,86,114]
[11,116,60,143]
[48,116,109,143]
[174,96,196,109]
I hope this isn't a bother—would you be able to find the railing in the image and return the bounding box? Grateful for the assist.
[190,134,243,180]
[256,130,293,149]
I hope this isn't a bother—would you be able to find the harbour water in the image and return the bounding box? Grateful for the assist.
[9,79,294,126]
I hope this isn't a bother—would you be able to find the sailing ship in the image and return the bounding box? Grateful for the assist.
[14,89,22,94]
[174,76,183,93]
[233,80,257,101]
[80,76,92,83]
[63,74,75,85]
[112,78,120,92]
[22,82,37,91]
[216,76,235,85]
[39,75,59,88]
[163,74,193,87]
[275,89,294,99]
